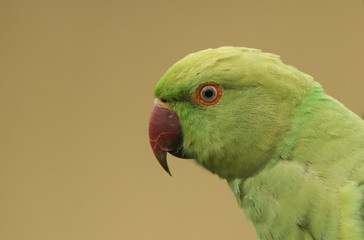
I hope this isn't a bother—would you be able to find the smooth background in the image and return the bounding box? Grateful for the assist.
[1,1,363,240]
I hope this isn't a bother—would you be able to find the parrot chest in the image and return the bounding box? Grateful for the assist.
[229,161,344,240]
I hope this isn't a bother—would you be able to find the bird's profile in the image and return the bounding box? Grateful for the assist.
[149,47,364,240]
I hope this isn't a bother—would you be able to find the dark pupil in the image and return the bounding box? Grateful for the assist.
[202,87,215,100]
[204,89,214,98]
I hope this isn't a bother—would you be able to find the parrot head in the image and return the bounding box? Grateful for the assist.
[149,47,315,180]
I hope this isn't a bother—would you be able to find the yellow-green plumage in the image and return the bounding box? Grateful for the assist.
[154,47,364,240]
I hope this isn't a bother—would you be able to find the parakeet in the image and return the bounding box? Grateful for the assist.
[148,47,364,240]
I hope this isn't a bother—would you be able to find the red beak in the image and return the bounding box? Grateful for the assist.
[149,103,183,176]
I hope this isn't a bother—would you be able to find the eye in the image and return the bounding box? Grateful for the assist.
[195,83,222,106]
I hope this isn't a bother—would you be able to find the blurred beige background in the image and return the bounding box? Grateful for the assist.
[0,1,363,240]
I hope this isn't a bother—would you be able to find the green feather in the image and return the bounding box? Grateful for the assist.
[154,47,364,240]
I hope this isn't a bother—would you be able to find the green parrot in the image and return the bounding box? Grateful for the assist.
[148,47,364,240]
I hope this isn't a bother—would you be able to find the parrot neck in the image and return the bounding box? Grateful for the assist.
[264,83,364,180]
[263,85,325,170]
[226,84,324,181]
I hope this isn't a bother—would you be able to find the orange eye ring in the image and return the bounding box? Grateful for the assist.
[195,83,222,106]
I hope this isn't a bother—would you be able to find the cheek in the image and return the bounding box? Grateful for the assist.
[180,112,226,156]
[173,101,236,157]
